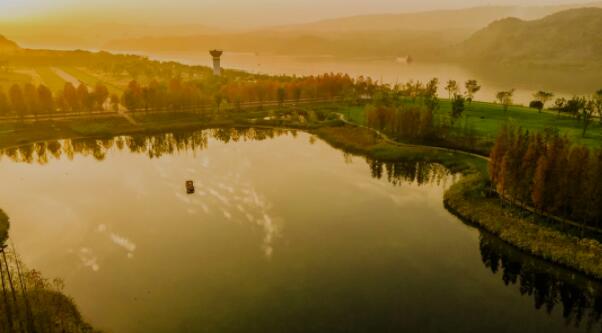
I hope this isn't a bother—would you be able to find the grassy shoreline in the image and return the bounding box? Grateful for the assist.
[2,110,602,280]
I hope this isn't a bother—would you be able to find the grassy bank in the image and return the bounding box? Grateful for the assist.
[444,172,602,279]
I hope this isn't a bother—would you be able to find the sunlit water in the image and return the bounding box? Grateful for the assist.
[1,128,601,333]
[144,52,601,105]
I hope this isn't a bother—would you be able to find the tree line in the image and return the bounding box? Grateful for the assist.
[119,73,372,112]
[0,82,118,117]
[489,125,602,228]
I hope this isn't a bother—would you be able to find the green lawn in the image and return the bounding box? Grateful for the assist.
[346,99,602,148]
[35,66,66,92]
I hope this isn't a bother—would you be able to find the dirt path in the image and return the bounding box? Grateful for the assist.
[51,67,80,86]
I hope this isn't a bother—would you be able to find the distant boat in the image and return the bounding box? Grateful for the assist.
[396,56,413,64]
[185,180,195,194]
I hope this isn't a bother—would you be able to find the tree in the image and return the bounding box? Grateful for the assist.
[450,93,465,123]
[464,80,481,104]
[37,84,54,113]
[77,83,93,112]
[277,86,286,108]
[23,83,39,117]
[529,100,544,112]
[496,90,514,112]
[122,80,142,111]
[532,91,554,112]
[62,82,78,112]
[445,80,459,100]
[110,94,120,112]
[581,99,596,137]
[9,84,26,119]
[93,83,109,111]
[593,89,602,125]
[0,88,9,116]
[423,78,439,112]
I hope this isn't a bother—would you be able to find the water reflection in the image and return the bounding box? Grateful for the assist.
[479,232,602,332]
[367,159,455,187]
[0,128,294,164]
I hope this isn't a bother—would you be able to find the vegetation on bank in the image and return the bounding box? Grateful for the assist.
[0,245,99,333]
[444,173,602,279]
[0,209,8,245]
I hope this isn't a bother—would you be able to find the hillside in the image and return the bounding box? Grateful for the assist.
[458,7,602,66]
[271,3,602,33]
[0,35,19,52]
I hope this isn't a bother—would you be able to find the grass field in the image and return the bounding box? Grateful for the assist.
[346,99,602,148]
[0,69,32,91]
[35,66,67,91]
[59,66,123,95]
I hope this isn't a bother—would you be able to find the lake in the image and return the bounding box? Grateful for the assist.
[1,128,601,333]
[144,51,602,105]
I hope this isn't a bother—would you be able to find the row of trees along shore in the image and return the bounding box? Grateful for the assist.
[0,73,378,117]
[489,125,602,228]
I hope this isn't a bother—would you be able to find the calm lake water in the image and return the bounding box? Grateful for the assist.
[145,52,602,105]
[1,128,602,333]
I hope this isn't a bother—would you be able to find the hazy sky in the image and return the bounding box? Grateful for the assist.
[0,0,590,26]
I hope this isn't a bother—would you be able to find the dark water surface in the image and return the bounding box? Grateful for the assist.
[1,128,601,333]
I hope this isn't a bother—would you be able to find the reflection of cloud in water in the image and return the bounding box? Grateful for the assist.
[187,208,197,215]
[257,214,278,258]
[110,233,137,259]
[222,210,232,220]
[208,188,230,206]
[200,203,210,214]
[78,247,100,272]
[175,192,191,204]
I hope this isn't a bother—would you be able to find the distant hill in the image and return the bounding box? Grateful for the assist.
[271,3,602,33]
[0,35,19,52]
[103,3,602,60]
[457,8,602,66]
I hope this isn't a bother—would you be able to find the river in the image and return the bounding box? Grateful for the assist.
[143,51,602,105]
[0,128,601,332]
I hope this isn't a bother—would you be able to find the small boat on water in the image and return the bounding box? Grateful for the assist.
[185,180,195,194]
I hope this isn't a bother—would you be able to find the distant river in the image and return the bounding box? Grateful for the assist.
[144,52,601,105]
[1,128,602,332]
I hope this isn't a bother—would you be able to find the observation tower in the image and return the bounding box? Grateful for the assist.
[209,50,223,76]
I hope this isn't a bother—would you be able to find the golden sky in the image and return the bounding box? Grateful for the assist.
[0,0,578,27]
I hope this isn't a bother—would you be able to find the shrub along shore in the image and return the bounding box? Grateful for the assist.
[1,107,602,280]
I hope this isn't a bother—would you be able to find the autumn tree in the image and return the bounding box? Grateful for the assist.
[464,80,481,104]
[496,90,514,112]
[9,84,26,119]
[445,80,459,100]
[0,88,9,116]
[93,83,109,111]
[37,84,54,113]
[532,91,554,112]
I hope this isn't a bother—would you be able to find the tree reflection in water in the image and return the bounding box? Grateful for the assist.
[0,128,295,164]
[479,233,602,332]
[368,156,602,333]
